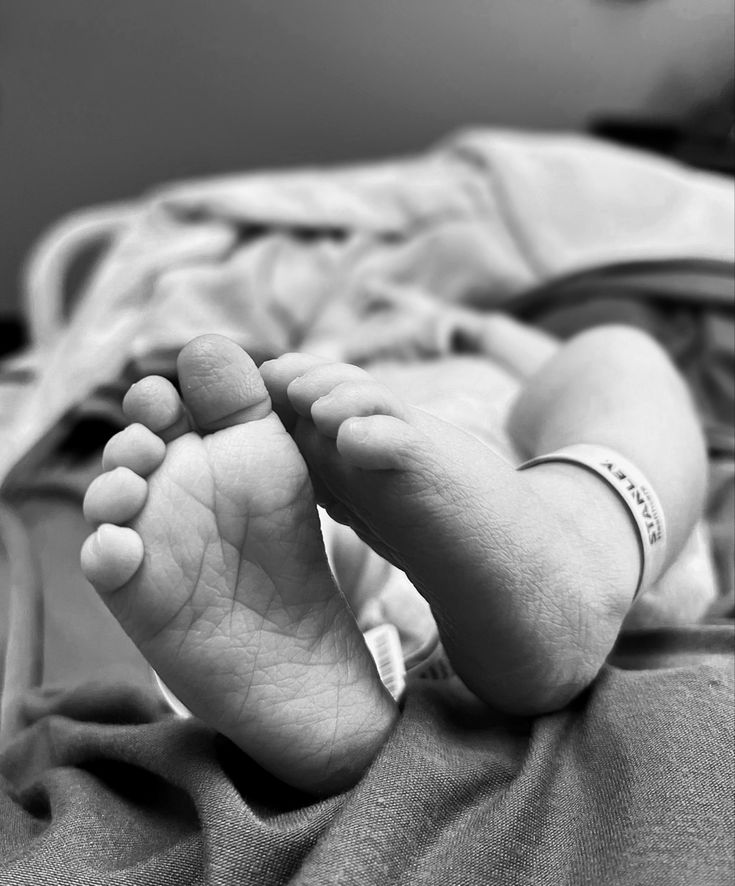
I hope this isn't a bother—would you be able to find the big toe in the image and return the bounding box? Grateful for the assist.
[177,334,273,431]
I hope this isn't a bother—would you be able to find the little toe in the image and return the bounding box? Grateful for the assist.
[83,467,148,526]
[177,334,273,431]
[123,376,191,441]
[80,524,144,593]
[311,380,407,438]
[336,413,429,470]
[286,363,370,417]
[102,424,166,476]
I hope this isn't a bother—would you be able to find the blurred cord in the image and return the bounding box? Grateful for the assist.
[21,203,139,348]
[0,500,44,747]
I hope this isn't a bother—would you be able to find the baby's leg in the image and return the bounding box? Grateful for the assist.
[508,325,706,564]
[81,335,396,795]
[261,326,706,714]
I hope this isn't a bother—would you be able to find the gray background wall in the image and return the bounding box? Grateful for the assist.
[1,0,732,317]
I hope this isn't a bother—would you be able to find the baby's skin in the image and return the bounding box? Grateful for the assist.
[81,328,706,795]
[81,337,397,795]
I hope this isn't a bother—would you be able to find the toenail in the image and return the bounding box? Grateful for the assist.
[343,417,370,441]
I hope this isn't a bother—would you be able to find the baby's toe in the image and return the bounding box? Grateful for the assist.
[83,467,148,526]
[260,353,328,396]
[286,363,370,417]
[102,424,166,476]
[336,413,430,470]
[311,380,407,438]
[177,335,272,431]
[123,376,191,441]
[80,524,144,593]
[260,353,328,427]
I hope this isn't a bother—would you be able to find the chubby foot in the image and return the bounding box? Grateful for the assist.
[81,335,396,795]
[261,354,636,714]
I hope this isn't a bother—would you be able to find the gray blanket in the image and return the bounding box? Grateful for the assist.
[0,624,732,885]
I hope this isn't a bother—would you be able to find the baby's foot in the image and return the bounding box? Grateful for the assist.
[81,335,396,795]
[261,355,635,714]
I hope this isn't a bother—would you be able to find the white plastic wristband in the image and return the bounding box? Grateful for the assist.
[517,443,666,599]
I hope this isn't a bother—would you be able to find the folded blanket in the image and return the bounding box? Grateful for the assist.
[2,129,733,490]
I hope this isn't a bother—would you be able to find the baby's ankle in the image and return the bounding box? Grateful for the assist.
[435,462,640,715]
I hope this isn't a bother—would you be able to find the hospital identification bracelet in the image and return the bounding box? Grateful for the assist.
[517,443,667,599]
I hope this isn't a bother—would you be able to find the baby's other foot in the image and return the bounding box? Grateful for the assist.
[81,335,396,795]
[261,354,636,714]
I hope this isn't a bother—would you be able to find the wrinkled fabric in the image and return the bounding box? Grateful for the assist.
[0,625,733,886]
[3,129,733,489]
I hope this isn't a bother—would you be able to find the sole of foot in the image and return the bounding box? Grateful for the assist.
[81,334,397,795]
[260,353,635,713]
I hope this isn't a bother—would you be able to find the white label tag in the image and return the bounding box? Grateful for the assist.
[363,623,407,702]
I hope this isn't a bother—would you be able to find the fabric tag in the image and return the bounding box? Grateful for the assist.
[363,623,407,702]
